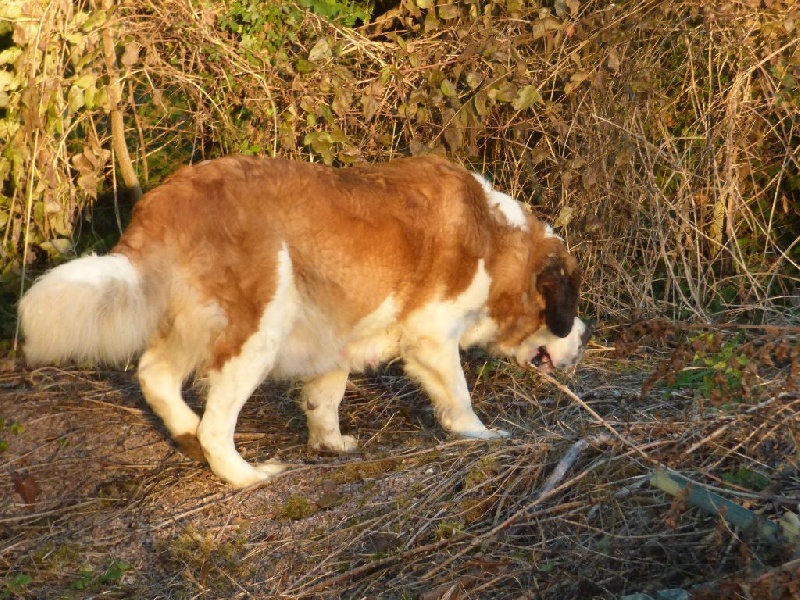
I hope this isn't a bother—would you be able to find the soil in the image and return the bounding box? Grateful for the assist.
[1,341,798,599]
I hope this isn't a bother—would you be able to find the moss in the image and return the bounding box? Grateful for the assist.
[331,458,401,484]
[165,525,251,591]
[279,494,319,520]
[464,455,501,490]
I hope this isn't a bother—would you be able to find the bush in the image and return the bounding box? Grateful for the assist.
[1,0,798,324]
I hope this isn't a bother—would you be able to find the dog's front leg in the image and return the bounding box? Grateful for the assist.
[403,337,509,439]
[301,369,357,453]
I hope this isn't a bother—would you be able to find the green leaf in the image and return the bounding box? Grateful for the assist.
[512,84,543,110]
[72,74,97,90]
[295,59,315,74]
[308,38,332,63]
[440,78,457,98]
[82,10,107,31]
[0,47,22,66]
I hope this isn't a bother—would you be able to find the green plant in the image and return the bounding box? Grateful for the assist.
[71,560,132,591]
[669,333,752,404]
[1,573,32,599]
[0,416,24,453]
[721,467,770,492]
[166,525,250,591]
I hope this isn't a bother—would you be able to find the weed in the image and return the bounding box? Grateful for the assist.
[669,333,752,404]
[1,574,32,599]
[331,458,401,484]
[0,417,24,454]
[721,467,770,492]
[71,560,132,591]
[32,542,81,571]
[435,520,463,540]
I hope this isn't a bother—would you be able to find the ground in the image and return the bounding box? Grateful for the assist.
[1,330,798,599]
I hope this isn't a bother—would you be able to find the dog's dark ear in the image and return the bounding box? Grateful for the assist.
[535,255,580,337]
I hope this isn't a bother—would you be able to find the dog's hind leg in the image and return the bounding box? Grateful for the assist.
[302,369,357,453]
[138,336,204,460]
[196,245,295,488]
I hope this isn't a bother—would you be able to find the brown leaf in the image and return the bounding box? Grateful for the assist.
[12,471,40,505]
[121,42,140,68]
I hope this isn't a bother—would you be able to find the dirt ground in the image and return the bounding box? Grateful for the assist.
[1,334,798,599]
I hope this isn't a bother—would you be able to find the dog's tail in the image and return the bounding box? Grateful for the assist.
[19,254,162,365]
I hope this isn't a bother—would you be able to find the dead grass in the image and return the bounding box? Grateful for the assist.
[1,326,798,599]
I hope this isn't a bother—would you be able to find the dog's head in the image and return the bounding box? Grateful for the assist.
[482,221,591,373]
[524,245,591,372]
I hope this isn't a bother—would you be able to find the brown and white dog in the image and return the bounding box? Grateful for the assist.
[19,155,590,488]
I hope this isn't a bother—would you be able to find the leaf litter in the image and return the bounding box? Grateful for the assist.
[0,324,797,598]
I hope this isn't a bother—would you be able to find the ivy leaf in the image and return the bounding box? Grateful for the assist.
[82,10,107,32]
[555,206,575,228]
[67,85,84,114]
[72,73,96,89]
[0,47,22,66]
[0,70,17,93]
[566,0,581,16]
[295,59,315,74]
[40,239,74,257]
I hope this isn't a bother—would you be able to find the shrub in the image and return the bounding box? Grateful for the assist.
[2,0,798,324]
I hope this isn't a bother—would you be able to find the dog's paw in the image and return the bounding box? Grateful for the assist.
[220,461,287,489]
[254,461,287,477]
[457,428,511,440]
[308,434,358,454]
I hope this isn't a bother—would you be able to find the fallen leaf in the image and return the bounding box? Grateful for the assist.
[12,471,40,505]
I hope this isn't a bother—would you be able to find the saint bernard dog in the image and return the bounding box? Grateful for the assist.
[19,155,591,488]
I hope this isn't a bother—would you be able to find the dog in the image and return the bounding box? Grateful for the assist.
[19,155,590,488]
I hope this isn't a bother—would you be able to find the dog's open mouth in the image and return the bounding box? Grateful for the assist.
[528,346,553,372]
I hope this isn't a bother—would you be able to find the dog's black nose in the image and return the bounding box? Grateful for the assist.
[580,320,593,346]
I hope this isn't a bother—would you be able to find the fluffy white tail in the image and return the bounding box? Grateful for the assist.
[19,254,160,365]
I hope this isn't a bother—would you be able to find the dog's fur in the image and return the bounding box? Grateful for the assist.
[19,155,589,488]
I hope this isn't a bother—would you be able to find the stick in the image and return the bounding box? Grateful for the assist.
[537,370,655,464]
[535,433,611,500]
[651,468,800,557]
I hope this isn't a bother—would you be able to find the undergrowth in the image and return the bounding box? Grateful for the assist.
[0,0,798,327]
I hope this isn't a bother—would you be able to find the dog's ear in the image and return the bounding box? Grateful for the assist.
[535,254,580,338]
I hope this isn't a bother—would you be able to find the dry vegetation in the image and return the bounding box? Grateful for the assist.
[1,0,799,598]
[1,334,798,598]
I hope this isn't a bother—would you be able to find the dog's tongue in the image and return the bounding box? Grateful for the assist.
[528,347,553,372]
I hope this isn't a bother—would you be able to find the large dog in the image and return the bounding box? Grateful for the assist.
[19,155,590,488]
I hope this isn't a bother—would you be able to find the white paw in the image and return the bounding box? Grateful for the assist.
[254,461,287,477]
[219,463,285,489]
[457,428,511,440]
[308,434,358,453]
